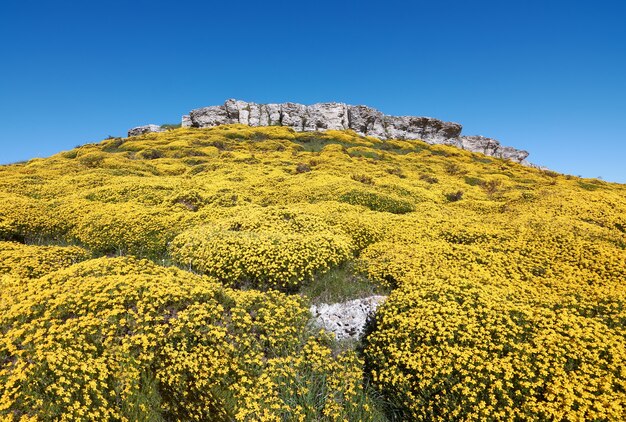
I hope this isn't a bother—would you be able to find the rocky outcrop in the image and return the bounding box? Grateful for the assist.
[457,136,529,162]
[310,295,387,340]
[128,124,165,137]
[183,99,529,163]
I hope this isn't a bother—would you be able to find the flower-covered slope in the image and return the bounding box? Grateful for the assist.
[1,125,625,420]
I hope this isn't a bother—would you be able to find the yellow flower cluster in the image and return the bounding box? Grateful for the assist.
[339,189,415,214]
[365,275,626,421]
[234,337,375,421]
[169,207,353,290]
[359,214,626,419]
[0,241,90,279]
[68,202,183,258]
[0,124,625,419]
[0,257,368,421]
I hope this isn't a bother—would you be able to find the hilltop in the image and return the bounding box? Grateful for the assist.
[130,99,531,164]
[1,124,625,420]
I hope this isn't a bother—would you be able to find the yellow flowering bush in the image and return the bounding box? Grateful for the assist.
[69,202,183,258]
[0,241,90,279]
[0,193,69,242]
[169,207,353,290]
[0,257,372,421]
[298,202,388,252]
[365,276,626,421]
[235,337,376,421]
[0,124,625,419]
[339,189,415,214]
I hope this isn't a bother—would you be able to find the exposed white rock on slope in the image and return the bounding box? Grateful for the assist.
[181,115,192,128]
[310,295,387,340]
[128,124,165,137]
[185,99,530,163]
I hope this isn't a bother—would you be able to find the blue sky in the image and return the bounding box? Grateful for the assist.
[1,0,625,182]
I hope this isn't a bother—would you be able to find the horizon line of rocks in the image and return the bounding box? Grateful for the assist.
[128,99,531,165]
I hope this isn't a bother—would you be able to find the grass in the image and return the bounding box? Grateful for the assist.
[293,136,338,152]
[300,263,387,306]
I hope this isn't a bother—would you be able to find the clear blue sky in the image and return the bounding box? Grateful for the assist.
[1,0,625,182]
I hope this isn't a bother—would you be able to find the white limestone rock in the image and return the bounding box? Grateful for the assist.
[347,105,387,138]
[305,102,350,131]
[184,99,530,163]
[310,295,387,340]
[457,136,529,163]
[280,102,307,130]
[264,103,282,126]
[495,145,530,163]
[127,124,165,137]
[224,99,252,125]
[384,115,462,143]
[189,105,228,127]
[181,115,192,127]
[458,135,500,156]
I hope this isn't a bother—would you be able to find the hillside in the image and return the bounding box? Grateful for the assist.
[1,125,625,421]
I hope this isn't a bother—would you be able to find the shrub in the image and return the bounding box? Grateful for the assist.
[0,241,90,279]
[444,162,465,175]
[351,173,374,185]
[339,190,415,214]
[169,209,353,290]
[71,204,179,258]
[0,257,373,420]
[78,152,106,168]
[419,174,439,184]
[482,179,502,195]
[578,181,601,191]
[365,277,626,421]
[168,190,206,212]
[347,148,382,160]
[0,193,70,243]
[385,167,406,178]
[136,149,164,160]
[445,190,464,202]
[295,162,312,173]
[464,176,484,186]
[357,242,413,288]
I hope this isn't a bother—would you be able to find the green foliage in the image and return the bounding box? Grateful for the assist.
[464,176,484,186]
[300,263,386,305]
[445,190,464,202]
[295,162,312,173]
[351,173,375,185]
[578,180,604,191]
